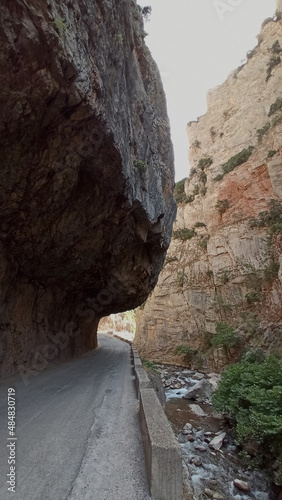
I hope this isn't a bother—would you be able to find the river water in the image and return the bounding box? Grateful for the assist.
[157,364,278,500]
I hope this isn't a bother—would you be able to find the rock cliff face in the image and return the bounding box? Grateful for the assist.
[0,0,176,377]
[135,17,282,371]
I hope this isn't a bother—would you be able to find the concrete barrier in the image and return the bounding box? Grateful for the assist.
[139,388,183,500]
[132,344,183,500]
[134,365,151,397]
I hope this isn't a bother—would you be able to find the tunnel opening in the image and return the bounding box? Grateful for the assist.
[98,310,136,343]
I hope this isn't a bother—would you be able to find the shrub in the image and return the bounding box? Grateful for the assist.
[174,178,187,203]
[249,199,282,235]
[173,228,196,240]
[272,40,282,54]
[216,199,230,214]
[134,159,148,170]
[210,127,216,139]
[212,294,232,314]
[141,6,152,20]
[222,146,254,175]
[174,345,198,362]
[256,123,270,142]
[272,114,282,127]
[245,291,261,303]
[193,184,200,196]
[267,150,277,159]
[264,261,280,281]
[141,358,159,373]
[200,186,207,196]
[194,221,206,228]
[199,171,207,184]
[176,270,185,287]
[218,269,230,284]
[185,195,195,203]
[192,140,201,148]
[212,355,282,485]
[165,256,178,264]
[213,173,224,182]
[190,168,197,177]
[266,56,281,81]
[268,96,282,116]
[116,33,123,44]
[240,312,260,337]
[199,236,209,250]
[197,157,213,170]
[211,322,241,355]
[53,17,67,33]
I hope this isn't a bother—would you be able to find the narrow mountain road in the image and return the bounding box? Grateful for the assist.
[0,334,151,500]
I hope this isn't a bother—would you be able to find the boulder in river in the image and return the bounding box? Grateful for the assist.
[182,379,214,402]
[209,432,226,451]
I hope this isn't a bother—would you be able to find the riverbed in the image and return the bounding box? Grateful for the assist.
[155,364,277,500]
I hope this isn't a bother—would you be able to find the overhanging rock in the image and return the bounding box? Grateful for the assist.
[0,0,176,376]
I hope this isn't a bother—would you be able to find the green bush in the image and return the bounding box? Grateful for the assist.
[53,17,67,33]
[173,228,196,240]
[198,237,209,250]
[197,157,213,170]
[213,173,224,182]
[176,270,185,287]
[266,56,281,81]
[134,159,148,170]
[141,358,159,373]
[272,40,282,54]
[211,322,241,355]
[165,256,178,264]
[216,199,230,214]
[264,261,280,281]
[272,114,282,127]
[267,150,277,159]
[222,146,254,175]
[256,123,270,142]
[268,96,282,116]
[249,199,282,236]
[218,269,230,284]
[245,291,261,303]
[174,178,187,203]
[174,345,198,361]
[212,354,282,485]
[199,171,207,184]
[185,195,195,203]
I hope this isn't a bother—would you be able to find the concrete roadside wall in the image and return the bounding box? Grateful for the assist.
[131,344,183,500]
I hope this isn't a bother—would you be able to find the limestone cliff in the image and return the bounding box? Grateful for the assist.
[0,0,176,377]
[135,16,282,371]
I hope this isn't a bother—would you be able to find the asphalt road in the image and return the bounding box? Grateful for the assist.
[0,334,151,500]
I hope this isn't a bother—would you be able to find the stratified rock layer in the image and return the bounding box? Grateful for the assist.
[0,0,176,376]
[135,18,282,371]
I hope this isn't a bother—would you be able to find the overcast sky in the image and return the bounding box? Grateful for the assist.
[138,0,277,181]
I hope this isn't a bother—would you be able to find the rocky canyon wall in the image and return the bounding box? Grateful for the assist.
[135,16,282,371]
[0,0,176,377]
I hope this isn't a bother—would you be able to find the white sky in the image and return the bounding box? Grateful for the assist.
[138,0,277,181]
